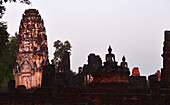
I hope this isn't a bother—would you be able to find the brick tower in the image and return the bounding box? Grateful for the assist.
[162,31,170,88]
[13,9,49,89]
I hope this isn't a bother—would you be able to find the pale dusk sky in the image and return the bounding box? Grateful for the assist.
[2,0,170,76]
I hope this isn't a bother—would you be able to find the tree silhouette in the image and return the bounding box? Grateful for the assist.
[0,33,18,88]
[52,40,72,70]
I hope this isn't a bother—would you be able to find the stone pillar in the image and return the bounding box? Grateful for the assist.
[162,31,170,88]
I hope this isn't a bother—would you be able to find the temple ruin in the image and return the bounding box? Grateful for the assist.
[13,9,49,89]
[0,8,170,105]
[162,31,170,88]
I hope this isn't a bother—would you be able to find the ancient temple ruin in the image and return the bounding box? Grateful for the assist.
[13,9,49,89]
[91,46,130,88]
[162,31,170,88]
[2,8,169,105]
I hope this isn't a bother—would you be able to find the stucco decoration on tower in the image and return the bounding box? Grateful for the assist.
[13,9,49,89]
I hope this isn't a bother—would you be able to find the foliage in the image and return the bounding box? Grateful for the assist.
[53,40,72,69]
[70,70,76,76]
[0,22,9,57]
[0,33,18,88]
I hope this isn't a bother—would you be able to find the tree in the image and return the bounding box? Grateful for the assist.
[0,33,18,88]
[0,22,9,57]
[52,40,72,70]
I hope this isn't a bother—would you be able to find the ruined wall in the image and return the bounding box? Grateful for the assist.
[13,9,49,89]
[162,31,170,88]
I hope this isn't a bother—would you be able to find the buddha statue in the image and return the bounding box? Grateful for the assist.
[105,46,115,63]
[120,56,128,68]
